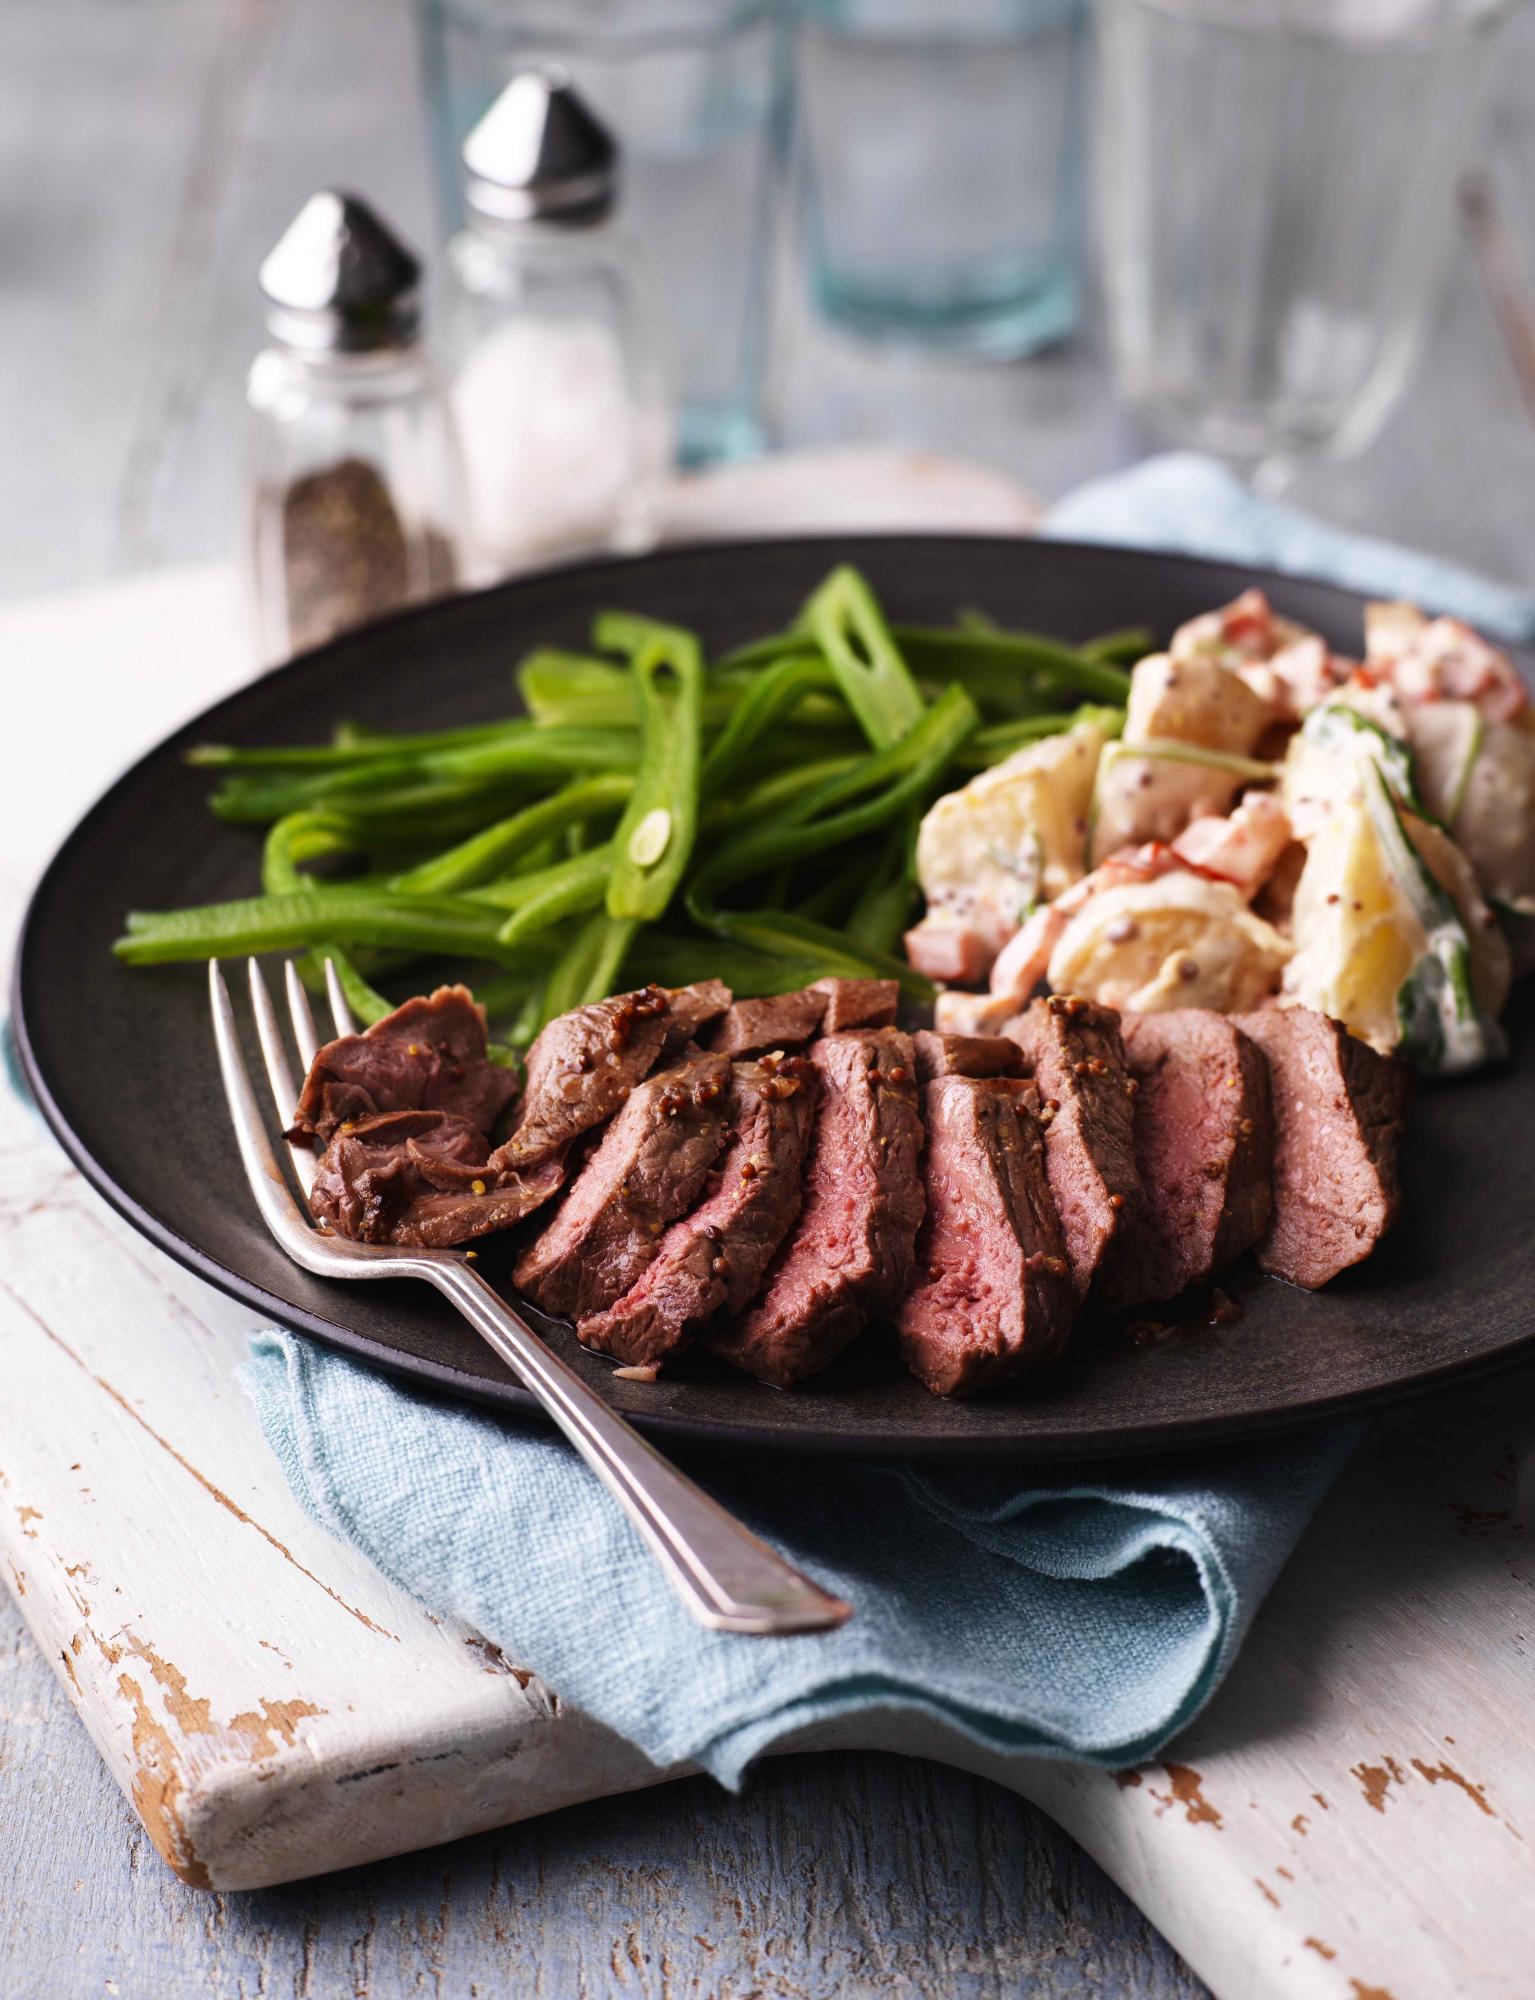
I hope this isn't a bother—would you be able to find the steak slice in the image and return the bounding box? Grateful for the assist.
[898,1076,1074,1397]
[289,985,517,1147]
[1233,1007,1408,1289]
[578,1054,820,1367]
[708,1028,924,1387]
[704,988,828,1058]
[513,1051,732,1320]
[912,1029,1025,1083]
[310,1108,564,1247]
[812,977,900,1032]
[660,978,733,1052]
[1006,995,1147,1307]
[497,981,729,1171]
[1117,1010,1272,1303]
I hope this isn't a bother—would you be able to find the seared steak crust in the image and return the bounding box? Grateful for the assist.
[309,1108,565,1247]
[704,989,828,1058]
[812,977,899,1033]
[513,1051,732,1321]
[912,1029,1025,1083]
[289,985,517,1147]
[898,1076,1074,1397]
[709,1028,924,1387]
[578,1054,819,1367]
[1118,1010,1272,1303]
[1006,996,1148,1306]
[500,982,729,1171]
[1233,1007,1407,1289]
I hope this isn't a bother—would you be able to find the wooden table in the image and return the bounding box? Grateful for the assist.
[5,4,1535,1996]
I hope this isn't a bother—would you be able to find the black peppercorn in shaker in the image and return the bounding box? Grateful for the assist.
[246,191,469,662]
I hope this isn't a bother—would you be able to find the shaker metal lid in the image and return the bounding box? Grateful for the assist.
[259,191,422,352]
[462,68,618,225]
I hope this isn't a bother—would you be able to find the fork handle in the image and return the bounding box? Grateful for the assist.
[422,1261,852,1637]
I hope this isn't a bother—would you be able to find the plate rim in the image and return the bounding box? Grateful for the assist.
[16,530,1535,1461]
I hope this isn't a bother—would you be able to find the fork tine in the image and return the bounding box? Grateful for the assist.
[249,958,317,1198]
[209,961,319,1250]
[284,959,321,1070]
[324,956,359,1038]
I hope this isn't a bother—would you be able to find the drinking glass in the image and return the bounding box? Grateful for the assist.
[417,0,788,465]
[1096,0,1510,473]
[795,0,1087,355]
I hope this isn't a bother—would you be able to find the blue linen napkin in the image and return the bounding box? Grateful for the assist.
[240,449,1515,1788]
[1045,452,1535,643]
[244,1329,1353,1784]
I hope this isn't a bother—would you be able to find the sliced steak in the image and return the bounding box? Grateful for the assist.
[578,1054,819,1367]
[898,1076,1074,1397]
[1117,1010,1272,1303]
[513,1051,732,1321]
[812,976,900,1033]
[289,985,517,1147]
[1006,995,1148,1307]
[912,1029,1025,1083]
[310,1108,564,1247]
[497,981,728,1171]
[704,988,827,1058]
[1233,1007,1407,1289]
[708,1028,924,1388]
[660,978,733,1052]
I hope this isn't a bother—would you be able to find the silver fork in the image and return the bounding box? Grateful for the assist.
[210,956,852,1636]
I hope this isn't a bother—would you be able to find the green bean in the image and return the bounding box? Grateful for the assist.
[953,704,1126,771]
[189,718,530,770]
[261,814,395,1019]
[688,686,977,928]
[1081,626,1155,667]
[581,915,638,1007]
[631,930,838,996]
[115,889,537,967]
[324,953,394,1025]
[538,911,636,1027]
[519,649,740,733]
[602,622,704,922]
[774,684,978,835]
[715,633,815,674]
[791,842,883,926]
[893,626,1133,709]
[418,727,640,784]
[261,812,362,891]
[701,653,839,799]
[803,566,926,749]
[391,776,631,896]
[730,757,863,820]
[495,845,613,947]
[694,905,933,1004]
[847,814,919,959]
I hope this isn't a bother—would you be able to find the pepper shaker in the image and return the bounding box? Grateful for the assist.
[246,191,469,662]
[444,70,674,579]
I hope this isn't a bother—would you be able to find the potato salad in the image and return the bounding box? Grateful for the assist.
[908,589,1534,1075]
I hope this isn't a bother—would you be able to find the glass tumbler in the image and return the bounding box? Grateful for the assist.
[417,0,787,466]
[1096,0,1510,471]
[795,0,1087,355]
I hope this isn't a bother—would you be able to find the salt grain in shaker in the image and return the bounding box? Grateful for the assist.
[247,191,469,662]
[444,70,674,579]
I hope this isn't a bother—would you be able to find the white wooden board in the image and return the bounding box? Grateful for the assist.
[6,533,1535,1997]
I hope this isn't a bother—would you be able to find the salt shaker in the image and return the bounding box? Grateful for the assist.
[444,70,673,579]
[247,191,469,662]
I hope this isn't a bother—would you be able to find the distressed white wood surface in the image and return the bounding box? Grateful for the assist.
[5,557,1535,2000]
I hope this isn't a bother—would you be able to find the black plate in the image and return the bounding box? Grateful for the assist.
[15,535,1535,1461]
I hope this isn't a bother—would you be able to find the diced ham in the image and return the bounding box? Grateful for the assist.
[1170,792,1293,898]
